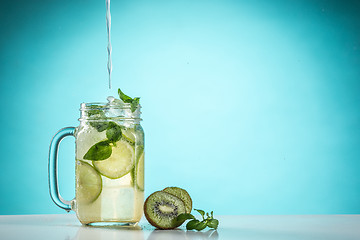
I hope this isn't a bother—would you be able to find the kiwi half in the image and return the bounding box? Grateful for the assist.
[144,191,186,229]
[163,187,192,213]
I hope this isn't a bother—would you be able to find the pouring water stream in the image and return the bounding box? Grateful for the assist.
[106,0,112,89]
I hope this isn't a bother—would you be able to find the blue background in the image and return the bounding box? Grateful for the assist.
[0,0,359,215]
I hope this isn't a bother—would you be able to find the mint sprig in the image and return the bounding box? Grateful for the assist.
[87,105,110,132]
[91,122,110,132]
[118,88,140,112]
[83,122,123,161]
[177,209,219,231]
[83,140,112,160]
[106,122,122,143]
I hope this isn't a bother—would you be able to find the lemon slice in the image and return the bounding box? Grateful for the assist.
[76,160,102,204]
[136,151,144,191]
[93,140,135,179]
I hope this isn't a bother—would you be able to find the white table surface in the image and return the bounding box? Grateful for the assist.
[0,214,359,240]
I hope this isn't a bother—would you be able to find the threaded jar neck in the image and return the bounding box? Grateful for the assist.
[79,102,142,124]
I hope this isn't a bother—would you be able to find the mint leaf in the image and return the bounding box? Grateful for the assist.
[88,109,102,116]
[186,219,200,230]
[179,209,219,231]
[87,105,105,116]
[106,122,122,142]
[131,97,140,112]
[90,122,110,132]
[194,209,205,219]
[118,88,133,103]
[117,88,140,113]
[83,140,112,161]
[88,106,109,132]
[195,221,207,231]
[207,219,219,229]
[177,213,196,222]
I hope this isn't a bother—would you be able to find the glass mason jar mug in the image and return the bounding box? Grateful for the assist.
[48,102,144,225]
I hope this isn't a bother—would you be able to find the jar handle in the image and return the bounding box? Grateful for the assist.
[48,127,76,212]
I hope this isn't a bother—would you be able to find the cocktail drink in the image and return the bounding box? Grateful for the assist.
[75,99,144,224]
[49,91,144,226]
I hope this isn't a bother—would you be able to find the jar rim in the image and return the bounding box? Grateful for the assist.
[79,102,142,122]
[80,102,141,110]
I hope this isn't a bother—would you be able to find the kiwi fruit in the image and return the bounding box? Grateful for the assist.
[144,191,186,229]
[163,187,192,213]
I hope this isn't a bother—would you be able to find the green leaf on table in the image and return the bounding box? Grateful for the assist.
[186,219,200,230]
[177,213,196,222]
[195,221,207,231]
[106,122,122,142]
[207,219,219,229]
[83,140,112,161]
[180,209,219,231]
[194,209,205,219]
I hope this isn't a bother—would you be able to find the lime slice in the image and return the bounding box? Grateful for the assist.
[122,128,135,144]
[76,160,102,204]
[93,140,135,179]
[136,151,144,191]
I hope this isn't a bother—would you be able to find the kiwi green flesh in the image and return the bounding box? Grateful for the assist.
[163,187,192,213]
[144,191,186,229]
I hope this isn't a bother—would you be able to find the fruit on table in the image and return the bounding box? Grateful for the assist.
[163,187,192,213]
[144,191,186,229]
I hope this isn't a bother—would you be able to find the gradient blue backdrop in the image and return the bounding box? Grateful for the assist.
[0,0,359,215]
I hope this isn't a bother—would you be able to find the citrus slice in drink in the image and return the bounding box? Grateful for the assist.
[76,160,102,204]
[122,127,135,144]
[93,140,135,179]
[136,151,144,191]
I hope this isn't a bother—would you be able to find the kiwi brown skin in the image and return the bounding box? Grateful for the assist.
[144,191,186,229]
[162,187,193,213]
